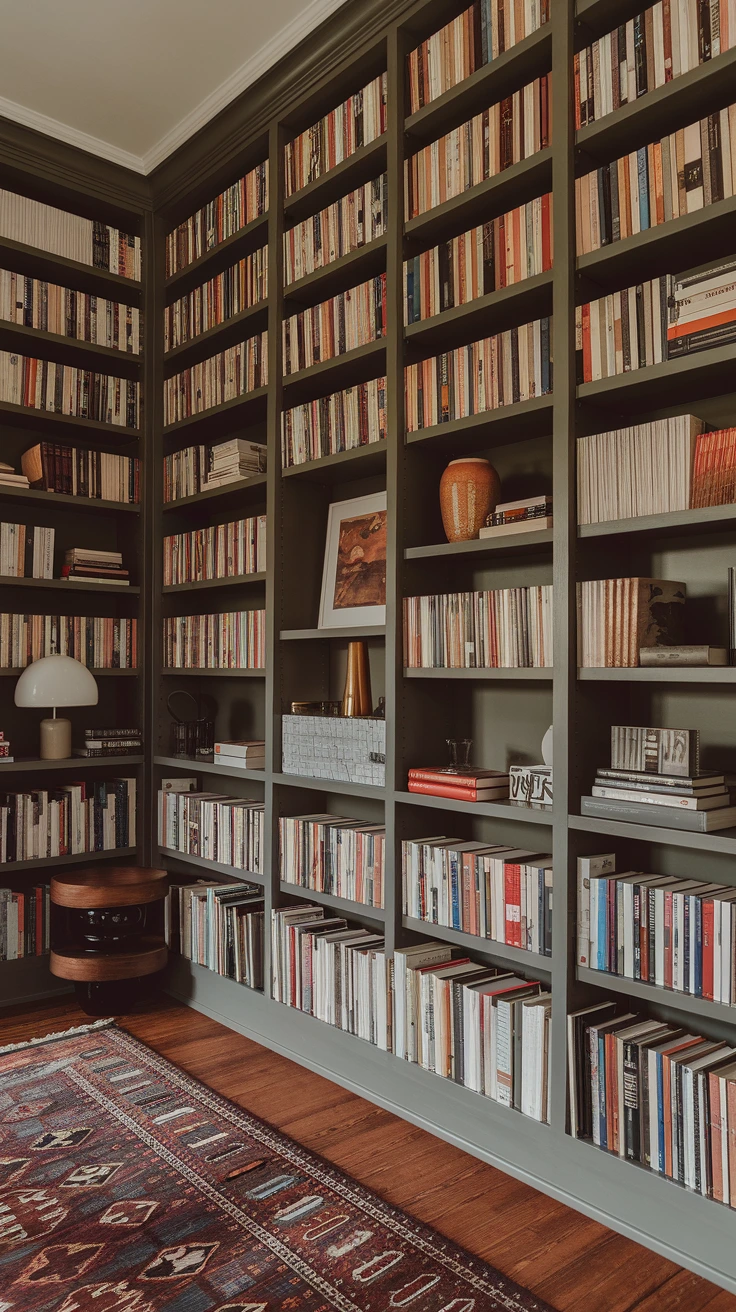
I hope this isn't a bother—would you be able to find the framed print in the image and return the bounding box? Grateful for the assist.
[318,492,387,629]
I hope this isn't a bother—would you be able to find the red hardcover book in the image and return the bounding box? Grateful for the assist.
[407,781,509,802]
[504,860,522,947]
[408,768,509,786]
[702,898,715,999]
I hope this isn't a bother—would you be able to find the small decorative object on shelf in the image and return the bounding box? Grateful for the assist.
[480,495,552,538]
[74,727,142,759]
[639,646,728,667]
[509,766,552,809]
[580,725,736,832]
[439,458,500,542]
[290,700,341,715]
[319,492,387,629]
[341,640,372,717]
[168,691,214,760]
[14,655,98,760]
[203,438,267,489]
[213,740,265,770]
[447,737,472,768]
[282,713,386,786]
[62,547,130,586]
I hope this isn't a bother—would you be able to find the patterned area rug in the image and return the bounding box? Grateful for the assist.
[0,1020,556,1311]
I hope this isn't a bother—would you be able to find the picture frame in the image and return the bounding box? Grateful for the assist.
[318,492,387,629]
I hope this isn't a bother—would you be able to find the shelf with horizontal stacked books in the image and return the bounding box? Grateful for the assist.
[272,772,384,800]
[404,25,552,148]
[396,789,553,825]
[576,964,736,1031]
[578,668,736,684]
[279,881,386,921]
[164,212,270,300]
[0,576,141,595]
[161,573,266,594]
[161,474,267,513]
[404,394,553,453]
[402,915,552,978]
[404,270,553,358]
[281,340,387,402]
[162,300,270,374]
[158,847,265,885]
[283,135,388,224]
[0,756,144,773]
[403,666,553,681]
[576,47,736,169]
[0,233,142,304]
[280,625,385,640]
[281,442,387,481]
[0,486,140,515]
[0,847,137,875]
[405,528,553,560]
[0,954,71,1008]
[578,342,736,410]
[0,320,142,379]
[404,149,552,246]
[159,667,265,678]
[154,754,265,781]
[578,505,736,541]
[569,813,736,857]
[0,400,139,442]
[283,237,388,310]
[162,387,269,442]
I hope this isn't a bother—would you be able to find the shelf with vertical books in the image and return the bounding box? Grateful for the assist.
[281,340,387,402]
[161,387,269,441]
[0,400,139,441]
[164,212,270,299]
[0,848,137,875]
[279,881,387,921]
[0,320,142,377]
[577,342,736,408]
[404,150,553,245]
[158,848,265,885]
[283,135,388,224]
[402,916,552,977]
[162,301,269,372]
[283,237,388,308]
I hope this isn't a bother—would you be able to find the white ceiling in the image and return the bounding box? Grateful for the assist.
[0,0,348,175]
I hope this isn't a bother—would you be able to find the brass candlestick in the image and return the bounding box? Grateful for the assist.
[342,641,372,716]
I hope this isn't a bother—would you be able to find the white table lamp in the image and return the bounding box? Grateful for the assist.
[14,656,99,760]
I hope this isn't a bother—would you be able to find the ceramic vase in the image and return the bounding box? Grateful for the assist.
[439,457,500,542]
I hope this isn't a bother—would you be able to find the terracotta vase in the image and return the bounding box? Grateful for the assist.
[439,458,500,542]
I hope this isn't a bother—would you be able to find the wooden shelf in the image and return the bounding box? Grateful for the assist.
[163,300,269,375]
[0,755,144,773]
[159,667,265,678]
[282,340,386,402]
[405,271,553,358]
[402,915,552,976]
[279,881,385,920]
[161,474,267,513]
[578,343,736,411]
[273,772,385,800]
[281,442,386,481]
[284,135,388,224]
[578,667,736,684]
[579,504,736,541]
[570,812,736,856]
[0,486,140,515]
[405,150,552,247]
[283,237,388,309]
[576,965,736,1029]
[158,847,265,884]
[0,233,142,304]
[0,576,140,595]
[0,320,142,379]
[404,666,553,680]
[0,400,139,442]
[162,387,268,443]
[406,528,552,560]
[0,847,136,874]
[154,754,265,781]
[404,26,552,148]
[162,572,266,594]
[405,394,553,454]
[164,212,270,300]
[396,789,553,824]
[280,624,385,640]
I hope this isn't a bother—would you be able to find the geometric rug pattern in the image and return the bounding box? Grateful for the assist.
[0,1021,556,1311]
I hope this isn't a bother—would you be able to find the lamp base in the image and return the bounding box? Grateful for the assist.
[40,717,72,760]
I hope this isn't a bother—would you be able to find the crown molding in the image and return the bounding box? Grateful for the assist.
[0,95,144,173]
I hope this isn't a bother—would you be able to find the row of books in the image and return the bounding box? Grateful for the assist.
[281,377,387,468]
[0,615,137,670]
[0,779,136,863]
[162,515,266,587]
[164,246,268,352]
[0,269,142,353]
[576,576,685,668]
[283,174,388,287]
[402,837,553,956]
[577,854,736,1005]
[271,904,390,1048]
[404,195,552,324]
[165,160,269,276]
[0,189,141,279]
[576,277,667,382]
[402,586,553,668]
[575,1,735,129]
[20,441,141,504]
[284,74,388,197]
[162,610,265,670]
[0,352,140,428]
[158,788,264,874]
[576,106,736,255]
[282,274,386,376]
[407,0,549,113]
[0,885,50,960]
[75,727,142,759]
[404,76,551,220]
[0,523,54,579]
[162,438,266,503]
[163,334,268,425]
[394,942,550,1121]
[280,814,385,909]
[574,414,732,525]
[405,318,552,431]
[568,999,736,1204]
[166,878,264,989]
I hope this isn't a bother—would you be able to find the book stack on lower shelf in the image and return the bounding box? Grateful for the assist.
[0,884,50,959]
[166,878,264,988]
[163,439,266,503]
[402,836,552,955]
[0,778,136,862]
[280,814,385,909]
[568,1000,736,1206]
[480,495,552,538]
[213,740,265,771]
[62,548,130,587]
[74,727,142,759]
[581,727,736,833]
[407,766,510,802]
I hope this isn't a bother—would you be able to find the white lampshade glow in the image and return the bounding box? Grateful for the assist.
[14,655,99,710]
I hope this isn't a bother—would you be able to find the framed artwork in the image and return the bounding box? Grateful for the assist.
[318,492,387,629]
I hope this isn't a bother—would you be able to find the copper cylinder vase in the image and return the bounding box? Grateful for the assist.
[342,641,372,716]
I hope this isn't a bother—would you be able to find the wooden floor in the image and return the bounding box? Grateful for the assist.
[1,993,734,1312]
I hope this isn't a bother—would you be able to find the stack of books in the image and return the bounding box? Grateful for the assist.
[74,728,142,759]
[166,878,264,988]
[0,523,54,578]
[203,438,267,488]
[165,160,269,275]
[0,462,29,490]
[213,740,265,770]
[62,548,129,586]
[0,733,12,764]
[480,496,552,538]
[0,615,137,669]
[577,577,686,667]
[0,778,136,862]
[581,726,736,833]
[407,766,509,802]
[158,789,264,873]
[669,259,736,358]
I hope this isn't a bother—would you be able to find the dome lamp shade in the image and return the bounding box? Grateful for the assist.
[14,656,99,760]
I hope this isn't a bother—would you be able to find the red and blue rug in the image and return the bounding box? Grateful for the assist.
[0,1021,555,1311]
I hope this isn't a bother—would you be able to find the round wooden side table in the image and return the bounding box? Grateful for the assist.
[50,866,168,1015]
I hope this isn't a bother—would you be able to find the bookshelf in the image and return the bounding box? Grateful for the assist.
[5,0,736,1292]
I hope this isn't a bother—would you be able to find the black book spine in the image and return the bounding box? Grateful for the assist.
[623,1038,640,1161]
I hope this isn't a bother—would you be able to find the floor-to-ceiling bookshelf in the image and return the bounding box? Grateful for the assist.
[3,0,736,1290]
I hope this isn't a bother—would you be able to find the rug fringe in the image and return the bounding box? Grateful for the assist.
[0,1017,116,1055]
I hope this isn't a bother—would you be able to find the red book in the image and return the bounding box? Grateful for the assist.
[408,768,509,786]
[407,781,509,802]
[504,861,522,948]
[703,899,715,999]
